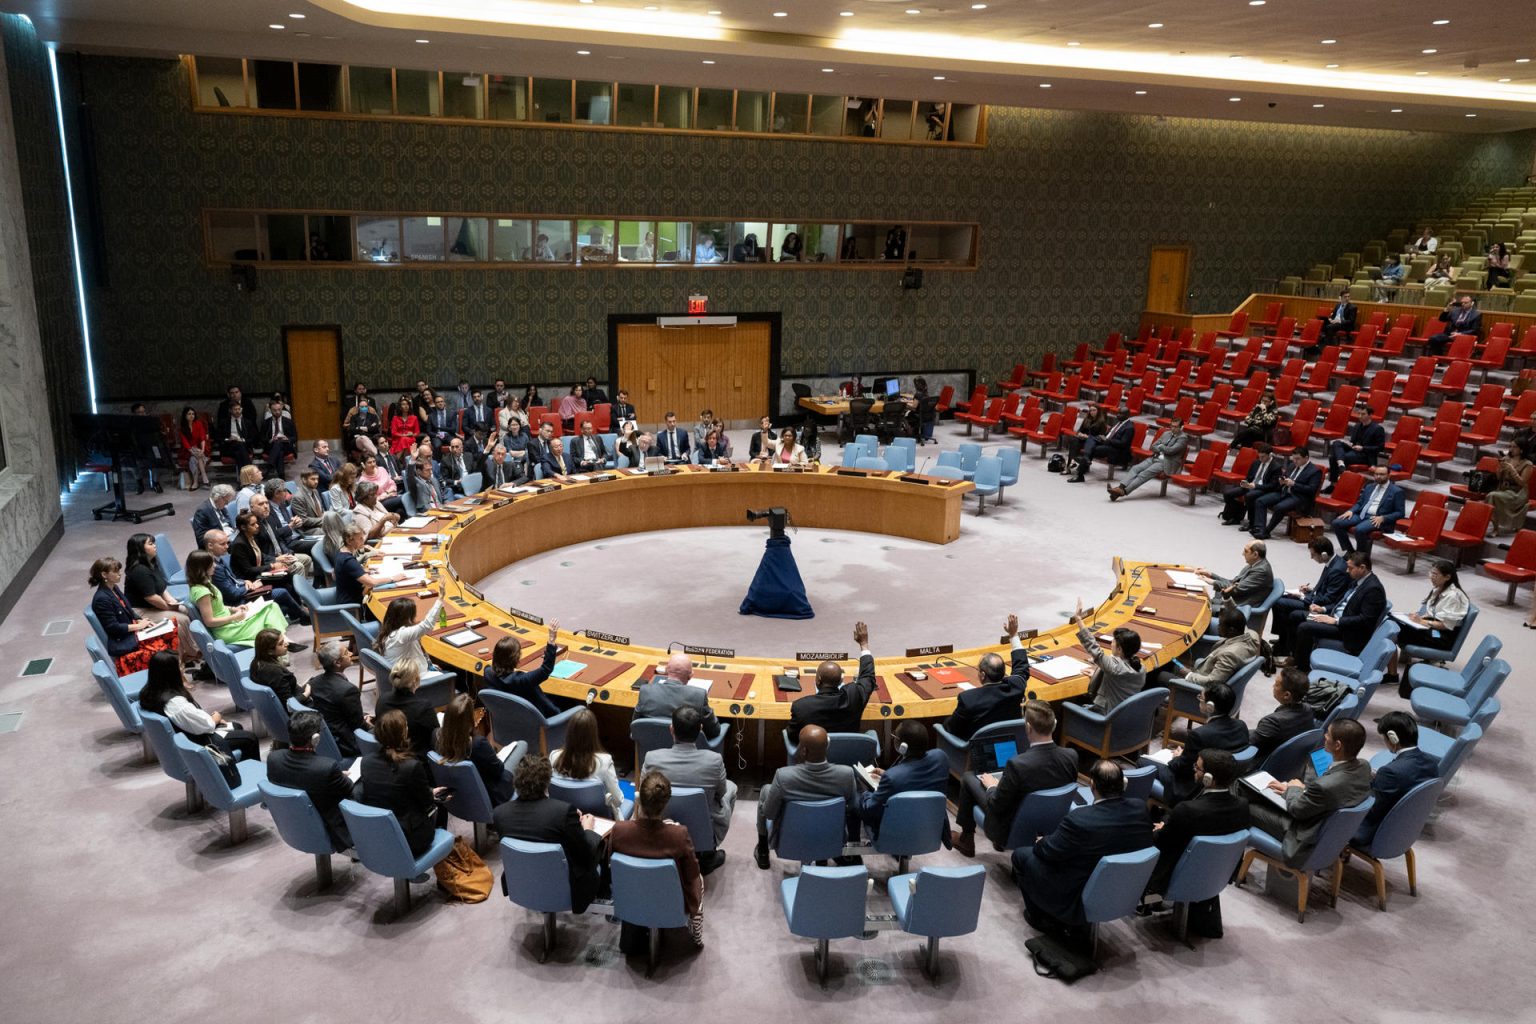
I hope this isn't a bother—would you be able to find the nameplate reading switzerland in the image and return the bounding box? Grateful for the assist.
[905,644,954,658]
[584,629,632,646]
[797,651,850,662]
[683,644,736,659]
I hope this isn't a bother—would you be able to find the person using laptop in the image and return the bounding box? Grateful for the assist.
[952,700,1078,857]
[1244,718,1372,866]
[942,613,1030,771]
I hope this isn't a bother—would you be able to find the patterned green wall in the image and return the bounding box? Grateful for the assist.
[74,56,1536,401]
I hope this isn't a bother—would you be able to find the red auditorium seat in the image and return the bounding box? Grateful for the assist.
[1211,445,1256,490]
[1460,407,1506,460]
[1216,311,1249,340]
[1440,501,1493,565]
[1482,530,1536,604]
[1381,504,1448,573]
[1314,470,1363,518]
[1251,302,1284,332]
[1164,449,1218,505]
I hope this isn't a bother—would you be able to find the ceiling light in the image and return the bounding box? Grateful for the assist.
[1229,55,1244,61]
[1390,108,1403,113]
[415,38,429,43]
[576,49,590,55]
[644,4,658,9]
[269,24,285,30]
[1518,58,1533,63]
[288,12,305,18]
[821,67,835,72]
[1415,71,1430,75]
[1422,49,1438,54]
[906,8,922,14]
[1321,39,1337,44]
[1325,63,1340,68]
[1249,0,1265,5]
[1229,96,1241,102]
[1134,89,1147,95]
[1148,23,1163,29]
[971,3,988,8]
[1067,41,1080,46]
[933,75,945,80]
[1313,103,1325,108]
[1039,82,1052,88]
[701,59,715,64]
[580,0,595,4]
[1466,113,1478,117]
[839,10,854,15]
[708,8,721,12]
[1432,19,1450,25]
[772,10,787,16]
[1499,77,1512,82]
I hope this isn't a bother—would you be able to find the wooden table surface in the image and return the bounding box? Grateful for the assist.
[797,395,912,416]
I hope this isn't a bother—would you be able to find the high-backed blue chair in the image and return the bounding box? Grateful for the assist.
[1162,830,1251,945]
[1080,847,1160,958]
[598,434,618,470]
[1423,712,1492,784]
[1108,762,1160,805]
[630,716,730,771]
[854,432,880,452]
[354,728,382,756]
[888,864,986,981]
[154,532,189,585]
[500,838,578,962]
[773,797,849,865]
[1320,693,1360,732]
[1334,778,1442,910]
[204,640,257,716]
[1310,619,1399,685]
[957,442,982,481]
[990,781,1079,851]
[185,619,216,665]
[934,718,1030,779]
[855,456,887,471]
[244,680,291,744]
[929,464,965,482]
[285,695,345,761]
[780,864,869,984]
[1259,726,1324,780]
[1406,634,1502,697]
[1238,797,1374,922]
[782,729,879,767]
[480,690,581,755]
[1062,688,1166,760]
[82,605,112,652]
[357,648,455,709]
[291,574,360,650]
[994,445,1022,504]
[338,608,377,685]
[1402,602,1479,667]
[138,710,204,813]
[971,456,1002,515]
[339,799,455,917]
[890,436,918,472]
[173,733,267,845]
[549,776,633,821]
[91,661,152,763]
[662,786,716,858]
[400,487,419,517]
[428,750,504,851]
[1410,658,1510,730]
[1165,656,1263,742]
[870,791,948,873]
[84,634,148,698]
[936,450,963,473]
[259,779,345,889]
[309,542,335,583]
[841,443,869,467]
[609,853,689,976]
[1237,577,1286,634]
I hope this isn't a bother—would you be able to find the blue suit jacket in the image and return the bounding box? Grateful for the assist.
[1345,482,1405,525]
[857,748,949,835]
[1312,555,1351,608]
[1354,748,1439,846]
[192,499,235,549]
[656,427,691,462]
[211,556,250,607]
[1284,463,1324,509]
[1013,796,1154,924]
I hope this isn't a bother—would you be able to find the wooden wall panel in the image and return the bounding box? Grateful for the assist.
[617,321,771,424]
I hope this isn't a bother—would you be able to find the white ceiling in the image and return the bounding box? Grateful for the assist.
[14,0,1536,134]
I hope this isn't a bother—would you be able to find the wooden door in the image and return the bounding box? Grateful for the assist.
[616,321,772,425]
[283,327,343,441]
[1146,246,1192,314]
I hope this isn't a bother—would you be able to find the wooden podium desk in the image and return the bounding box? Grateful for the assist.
[797,395,911,416]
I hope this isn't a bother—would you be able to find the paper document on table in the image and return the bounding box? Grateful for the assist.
[1240,771,1290,811]
[498,485,540,494]
[139,618,176,640]
[1034,655,1092,680]
[1100,634,1162,651]
[398,516,434,529]
[1165,570,1208,590]
[1143,747,1177,765]
[1383,532,1412,544]
[853,763,880,790]
[551,660,588,679]
[686,678,713,691]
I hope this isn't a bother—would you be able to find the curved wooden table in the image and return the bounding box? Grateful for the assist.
[363,464,1209,735]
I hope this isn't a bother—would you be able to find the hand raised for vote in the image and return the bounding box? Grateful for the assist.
[853,621,869,648]
[1003,613,1019,638]
[1071,599,1086,625]
[547,619,560,644]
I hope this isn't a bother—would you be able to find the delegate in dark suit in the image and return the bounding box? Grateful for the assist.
[192,497,237,549]
[1327,417,1387,484]
[481,642,562,716]
[655,426,691,463]
[1211,556,1274,612]
[525,436,564,480]
[307,669,368,757]
[492,794,603,912]
[259,412,297,471]
[1292,567,1386,672]
[1273,552,1351,655]
[1251,702,1317,766]
[215,406,257,465]
[1254,459,1323,539]
[1078,416,1136,476]
[569,431,609,473]
[1013,795,1154,927]
[357,751,439,856]
[266,746,355,850]
[1157,716,1251,805]
[91,584,142,660]
[971,740,1080,849]
[856,748,949,838]
[1147,786,1251,895]
[1317,297,1357,347]
[1353,748,1438,845]
[788,652,878,742]
[1332,477,1405,555]
[1221,451,1283,525]
[941,643,1028,770]
[632,678,722,740]
[1426,300,1482,356]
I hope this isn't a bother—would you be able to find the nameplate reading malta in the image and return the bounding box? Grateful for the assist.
[683,644,736,658]
[797,651,849,662]
[905,644,954,658]
[584,629,632,646]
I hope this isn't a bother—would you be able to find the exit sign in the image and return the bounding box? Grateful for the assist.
[687,294,709,315]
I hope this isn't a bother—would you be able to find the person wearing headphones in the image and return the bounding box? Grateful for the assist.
[856,720,949,839]
[1142,749,1250,917]
[1353,712,1438,846]
[941,613,1030,770]
[1250,667,1317,767]
[1152,681,1251,806]
[953,699,1078,858]
[1246,718,1372,866]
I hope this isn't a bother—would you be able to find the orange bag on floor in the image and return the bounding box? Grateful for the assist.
[433,837,492,903]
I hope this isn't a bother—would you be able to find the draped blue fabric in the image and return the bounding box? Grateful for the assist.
[739,536,814,619]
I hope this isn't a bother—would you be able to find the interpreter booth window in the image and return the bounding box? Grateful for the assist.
[809,94,843,136]
[250,60,296,110]
[532,79,573,123]
[194,57,246,107]
[908,224,975,264]
[207,212,260,263]
[736,91,770,132]
[844,97,879,137]
[770,223,838,263]
[879,100,916,141]
[258,214,308,262]
[308,216,352,262]
[491,219,534,261]
[396,69,441,117]
[348,66,394,114]
[615,83,655,127]
[772,93,809,133]
[576,81,614,125]
[696,88,733,131]
[949,104,982,143]
[402,217,446,261]
[728,222,769,263]
[297,63,343,112]
[693,222,729,264]
[918,102,949,141]
[488,75,529,120]
[356,217,401,263]
[534,220,574,261]
[447,218,490,261]
[444,73,485,119]
[655,222,694,264]
[657,85,693,129]
[617,220,656,263]
[577,219,617,263]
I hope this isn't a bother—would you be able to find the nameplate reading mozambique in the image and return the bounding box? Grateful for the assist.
[797,651,849,662]
[683,644,736,658]
[906,644,954,658]
[506,607,545,625]
[584,629,631,646]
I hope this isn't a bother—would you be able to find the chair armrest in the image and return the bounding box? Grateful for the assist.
[933,723,969,777]
[701,722,731,753]
[308,598,363,616]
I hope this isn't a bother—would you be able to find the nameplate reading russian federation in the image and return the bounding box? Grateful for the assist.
[584,629,631,646]
[683,644,735,658]
[905,644,954,658]
[797,651,849,662]
[506,607,545,625]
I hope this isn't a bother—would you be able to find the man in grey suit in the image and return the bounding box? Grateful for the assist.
[1247,718,1372,866]
[754,725,857,869]
[1108,418,1189,499]
[641,704,736,872]
[1198,539,1274,613]
[633,653,722,740]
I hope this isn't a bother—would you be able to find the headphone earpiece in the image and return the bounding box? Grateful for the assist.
[1199,700,1215,716]
[896,742,909,757]
[1201,772,1214,788]
[1386,730,1400,747]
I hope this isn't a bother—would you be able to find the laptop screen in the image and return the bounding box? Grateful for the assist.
[884,378,901,398]
[992,739,1018,769]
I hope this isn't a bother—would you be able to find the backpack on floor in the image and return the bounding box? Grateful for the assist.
[1047,453,1067,474]
[1026,934,1098,982]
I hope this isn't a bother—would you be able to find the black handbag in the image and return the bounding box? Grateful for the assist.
[205,741,242,787]
[1047,453,1067,474]
[1465,468,1498,494]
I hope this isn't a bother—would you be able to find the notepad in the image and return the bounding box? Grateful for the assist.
[1143,747,1177,765]
[586,816,616,837]
[1240,771,1290,811]
[853,762,881,790]
[1033,655,1092,681]
[1166,569,1208,590]
[441,628,484,648]
[929,666,968,685]
[139,618,176,640]
[398,516,434,529]
[551,659,588,679]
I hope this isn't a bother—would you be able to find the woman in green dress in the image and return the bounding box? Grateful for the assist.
[1488,438,1534,536]
[185,549,289,646]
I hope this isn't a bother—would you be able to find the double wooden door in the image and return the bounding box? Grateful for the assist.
[616,321,772,425]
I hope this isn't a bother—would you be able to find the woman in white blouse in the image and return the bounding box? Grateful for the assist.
[374,591,444,678]
[1385,558,1469,687]
[497,396,529,439]
[548,708,626,816]
[135,651,260,762]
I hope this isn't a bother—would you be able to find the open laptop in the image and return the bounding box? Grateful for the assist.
[989,738,1019,771]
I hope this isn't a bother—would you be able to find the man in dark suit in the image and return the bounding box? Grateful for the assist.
[1291,551,1386,673]
[1070,412,1135,482]
[215,394,256,468]
[308,438,339,491]
[569,421,609,472]
[487,379,512,411]
[1327,406,1387,486]
[954,700,1078,857]
[438,436,474,497]
[1144,749,1250,901]
[479,443,531,489]
[1316,289,1357,350]
[942,613,1029,772]
[1014,760,1155,940]
[425,393,456,451]
[306,642,370,757]
[1154,681,1251,806]
[1220,442,1282,526]
[259,398,297,475]
[1253,448,1324,539]
[215,384,243,429]
[1354,712,1440,846]
[1247,719,1372,866]
[192,485,239,549]
[856,720,950,839]
[459,388,496,436]
[492,755,603,912]
[788,621,878,743]
[1198,540,1274,612]
[655,411,691,464]
[266,710,355,850]
[755,725,859,869]
[632,653,721,740]
[526,423,564,480]
[1331,465,1405,556]
[1250,668,1318,765]
[610,389,637,429]
[1426,294,1482,357]
[1272,538,1351,656]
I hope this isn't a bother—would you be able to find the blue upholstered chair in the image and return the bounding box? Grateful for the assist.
[1319,693,1360,732]
[1259,726,1324,780]
[357,647,455,709]
[1237,797,1375,921]
[780,864,869,984]
[500,838,577,962]
[1062,688,1167,760]
[1410,658,1510,729]
[1165,656,1263,742]
[291,574,360,649]
[888,865,986,981]
[841,443,868,468]
[630,716,729,771]
[970,456,1002,515]
[1406,634,1501,697]
[890,436,918,473]
[549,776,633,821]
[1080,847,1160,958]
[84,634,148,699]
[1334,778,1442,910]
[1310,619,1399,686]
[782,729,879,767]
[173,732,267,845]
[855,456,887,471]
[609,853,689,976]
[957,442,982,481]
[1420,713,1491,784]
[929,464,965,482]
[428,750,505,850]
[259,779,345,890]
[854,432,880,452]
[91,661,151,763]
[1104,762,1159,805]
[354,728,382,756]
[1161,830,1250,945]
[243,680,291,744]
[138,710,204,814]
[987,781,1079,851]
[936,450,963,472]
[285,695,345,762]
[662,786,716,857]
[479,689,581,754]
[1236,577,1286,634]
[870,791,948,873]
[1402,602,1478,667]
[308,542,335,583]
[882,447,909,472]
[773,797,849,865]
[460,471,483,495]
[154,531,189,586]
[339,798,455,917]
[934,718,1030,779]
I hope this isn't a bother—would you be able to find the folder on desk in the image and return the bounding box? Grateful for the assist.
[929,667,967,686]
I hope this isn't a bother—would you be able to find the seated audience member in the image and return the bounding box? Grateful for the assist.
[1488,438,1534,537]
[754,725,858,869]
[434,694,513,806]
[768,430,809,466]
[1271,538,1349,656]
[343,396,382,457]
[1326,406,1386,487]
[1317,289,1357,349]
[526,423,564,480]
[954,700,1078,857]
[184,547,291,646]
[632,652,722,739]
[642,705,735,869]
[373,661,438,759]
[374,592,443,678]
[439,436,475,496]
[616,427,653,468]
[409,453,444,511]
[1377,253,1406,293]
[1353,713,1438,846]
[857,720,948,838]
[610,388,637,427]
[1013,760,1154,943]
[320,509,351,563]
[229,510,291,585]
[1384,559,1469,687]
[264,477,317,557]
[178,405,212,490]
[1423,253,1453,282]
[748,415,777,461]
[606,771,706,949]
[90,556,174,675]
[267,709,355,850]
[122,533,196,662]
[358,709,445,856]
[192,485,238,549]
[547,437,574,477]
[1143,749,1249,905]
[1068,411,1135,481]
[942,613,1029,766]
[1071,599,1143,712]
[1408,226,1438,255]
[796,422,822,464]
[1425,294,1482,357]
[582,376,609,408]
[697,427,731,465]
[1245,719,1371,866]
[493,755,603,911]
[500,413,531,457]
[333,523,403,608]
[1168,604,1270,689]
[1107,418,1188,500]
[497,395,528,439]
[249,627,308,706]
[1064,406,1109,474]
[1251,668,1317,766]
[1196,540,1274,613]
[1290,551,1386,673]
[1230,392,1279,451]
[479,621,564,713]
[235,464,264,513]
[480,443,531,488]
[327,462,359,517]
[788,621,877,742]
[460,387,496,437]
[424,393,456,451]
[570,420,609,472]
[556,385,587,434]
[358,453,406,515]
[259,398,297,474]
[549,707,627,817]
[1219,442,1281,527]
[203,527,307,628]
[1153,681,1250,806]
[306,641,370,757]
[137,651,260,762]
[351,480,399,540]
[1252,448,1323,540]
[217,399,255,468]
[388,395,423,456]
[309,439,339,492]
[249,491,314,578]
[692,409,720,450]
[655,411,691,464]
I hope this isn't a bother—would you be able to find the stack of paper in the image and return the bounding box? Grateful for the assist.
[1033,655,1092,681]
[852,763,881,790]
[1165,569,1209,591]
[1240,771,1290,810]
[398,516,434,529]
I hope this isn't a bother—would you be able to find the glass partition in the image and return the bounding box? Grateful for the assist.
[487,75,528,120]
[917,101,948,141]
[195,57,246,108]
[533,219,573,261]
[348,66,393,114]
[949,104,982,143]
[907,223,975,264]
[492,218,534,261]
[356,216,401,262]
[259,213,307,261]
[444,73,484,119]
[657,85,693,129]
[575,81,614,125]
[696,88,733,131]
[880,100,916,141]
[401,217,446,261]
[577,219,617,263]
[308,215,352,262]
[532,79,572,123]
[771,93,809,133]
[447,217,490,260]
[250,60,296,110]
[810,94,843,136]
[207,211,259,262]
[396,69,440,117]
[845,97,879,137]
[735,91,769,132]
[655,221,694,263]
[615,83,655,127]
[728,221,770,263]
[803,224,842,263]
[617,220,656,262]
[693,222,728,264]
[297,63,343,112]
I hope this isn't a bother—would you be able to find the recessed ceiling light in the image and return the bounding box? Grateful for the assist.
[1432,19,1450,25]
[576,49,590,55]
[269,24,285,30]
[644,4,658,9]
[1390,108,1403,113]
[580,0,595,4]
[971,2,988,8]
[1249,0,1265,5]
[1066,41,1080,46]
[1313,103,1325,108]
[415,38,429,43]
[839,10,854,15]
[772,10,787,16]
[1499,77,1512,82]
[1229,55,1244,61]
[1415,70,1430,75]
[1134,89,1147,95]
[1422,48,1438,54]
[708,8,722,13]
[1148,23,1163,29]
[701,59,715,64]
[1466,113,1478,117]
[1518,58,1533,63]
[1039,82,1052,88]
[821,67,835,72]
[933,75,946,80]
[1325,63,1340,68]
[906,8,922,14]
[1321,39,1337,44]
[1229,97,1242,102]
[288,12,305,18]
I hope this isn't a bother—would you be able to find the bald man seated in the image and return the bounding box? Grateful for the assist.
[632,652,721,740]
[787,621,878,743]
[755,724,859,870]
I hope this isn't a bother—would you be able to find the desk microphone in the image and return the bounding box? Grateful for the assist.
[585,688,598,706]
[917,457,932,475]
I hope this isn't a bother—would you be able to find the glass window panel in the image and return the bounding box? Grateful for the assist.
[491,219,534,261]
[615,83,655,127]
[194,57,246,108]
[576,219,617,263]
[575,81,613,125]
[693,222,728,263]
[487,75,528,120]
[296,63,342,112]
[250,60,296,110]
[907,224,974,264]
[696,88,732,131]
[348,66,394,114]
[880,100,915,141]
[402,216,446,261]
[534,220,573,261]
[918,101,949,141]
[356,216,401,263]
[728,222,769,263]
[655,221,693,263]
[307,215,351,262]
[617,220,656,262]
[396,69,440,117]
[949,104,981,143]
[736,90,769,132]
[845,97,879,137]
[657,85,692,129]
[771,92,809,133]
[444,73,484,119]
[447,217,490,261]
[840,223,882,261]
[803,224,842,263]
[259,213,307,261]
[810,94,843,136]
[207,212,259,262]
[770,223,802,262]
[532,79,572,123]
